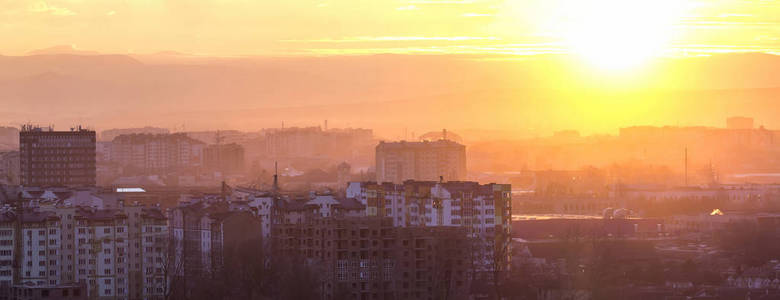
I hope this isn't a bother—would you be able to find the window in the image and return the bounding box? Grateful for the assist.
[104,228,111,234]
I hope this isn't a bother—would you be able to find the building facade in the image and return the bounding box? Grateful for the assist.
[109,133,204,175]
[0,198,168,300]
[202,143,245,175]
[19,127,96,187]
[375,140,466,184]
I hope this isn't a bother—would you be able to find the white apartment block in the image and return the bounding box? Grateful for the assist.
[0,202,168,300]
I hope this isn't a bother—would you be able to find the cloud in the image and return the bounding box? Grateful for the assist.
[462,13,492,17]
[718,13,753,18]
[106,10,116,16]
[283,36,500,42]
[303,43,567,56]
[396,5,418,10]
[406,0,476,3]
[28,1,76,16]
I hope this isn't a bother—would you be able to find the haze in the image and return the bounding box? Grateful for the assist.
[0,0,779,137]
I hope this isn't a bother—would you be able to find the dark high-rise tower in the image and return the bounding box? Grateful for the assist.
[19,125,96,187]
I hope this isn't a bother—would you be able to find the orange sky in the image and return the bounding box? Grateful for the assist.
[1,0,778,60]
[1,1,779,136]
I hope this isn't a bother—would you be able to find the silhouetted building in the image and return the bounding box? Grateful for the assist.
[265,127,374,167]
[110,133,204,175]
[169,200,263,294]
[203,143,245,175]
[0,152,20,185]
[375,140,466,183]
[274,216,472,300]
[19,126,95,187]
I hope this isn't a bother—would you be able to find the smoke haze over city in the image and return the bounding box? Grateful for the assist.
[1,1,780,300]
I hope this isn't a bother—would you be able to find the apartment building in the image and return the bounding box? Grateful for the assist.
[375,140,466,184]
[110,133,204,175]
[19,126,96,187]
[169,200,263,296]
[0,197,168,300]
[346,181,512,276]
[202,143,245,175]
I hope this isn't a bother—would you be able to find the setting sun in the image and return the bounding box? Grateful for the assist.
[558,0,688,70]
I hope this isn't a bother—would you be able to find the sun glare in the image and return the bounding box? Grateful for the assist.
[558,0,687,70]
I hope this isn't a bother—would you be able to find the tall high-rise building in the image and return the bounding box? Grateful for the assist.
[19,126,96,187]
[375,140,466,183]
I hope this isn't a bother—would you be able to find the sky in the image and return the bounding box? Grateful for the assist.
[1,0,779,136]
[1,0,779,62]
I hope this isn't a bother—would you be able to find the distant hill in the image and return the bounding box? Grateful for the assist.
[27,45,101,56]
[0,52,778,135]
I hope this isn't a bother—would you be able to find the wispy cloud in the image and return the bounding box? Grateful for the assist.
[28,1,75,16]
[283,36,500,42]
[666,44,780,56]
[106,10,116,16]
[303,43,567,56]
[462,12,492,17]
[717,13,753,18]
[406,0,477,3]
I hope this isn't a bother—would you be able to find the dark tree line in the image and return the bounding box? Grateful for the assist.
[168,238,321,300]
